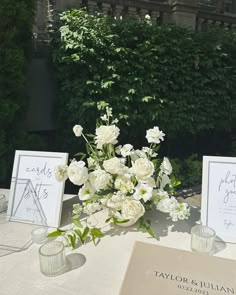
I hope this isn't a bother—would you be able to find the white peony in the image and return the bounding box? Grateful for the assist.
[54,164,68,182]
[132,158,154,180]
[67,161,88,186]
[160,157,172,175]
[103,157,125,175]
[133,183,153,202]
[114,174,134,194]
[146,126,165,144]
[120,144,133,157]
[120,199,145,222]
[95,125,120,149]
[78,182,95,201]
[73,125,83,137]
[89,169,112,191]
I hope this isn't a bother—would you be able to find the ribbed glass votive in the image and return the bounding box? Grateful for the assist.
[31,227,48,244]
[191,224,216,255]
[39,241,66,276]
[0,194,7,213]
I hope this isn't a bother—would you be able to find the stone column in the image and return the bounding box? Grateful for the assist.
[169,0,198,29]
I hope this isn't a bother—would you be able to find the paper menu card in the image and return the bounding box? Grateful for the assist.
[119,241,236,295]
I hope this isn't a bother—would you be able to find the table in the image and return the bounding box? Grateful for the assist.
[0,188,236,295]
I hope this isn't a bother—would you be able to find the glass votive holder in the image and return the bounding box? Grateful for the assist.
[191,224,216,255]
[31,227,48,244]
[39,241,66,276]
[0,194,7,213]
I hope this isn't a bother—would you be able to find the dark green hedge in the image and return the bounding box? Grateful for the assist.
[52,9,236,162]
[0,0,35,185]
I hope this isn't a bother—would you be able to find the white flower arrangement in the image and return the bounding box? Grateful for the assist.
[51,106,190,248]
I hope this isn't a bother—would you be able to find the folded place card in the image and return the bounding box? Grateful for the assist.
[119,241,236,295]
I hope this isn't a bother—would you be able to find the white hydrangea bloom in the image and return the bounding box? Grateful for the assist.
[72,203,83,215]
[169,202,190,221]
[83,202,101,215]
[114,174,134,194]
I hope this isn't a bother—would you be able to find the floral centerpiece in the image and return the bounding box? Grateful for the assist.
[51,106,190,248]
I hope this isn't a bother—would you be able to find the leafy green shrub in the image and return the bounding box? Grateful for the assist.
[52,10,236,161]
[0,0,35,187]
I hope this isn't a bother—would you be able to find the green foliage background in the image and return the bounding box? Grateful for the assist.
[51,9,236,187]
[0,0,36,185]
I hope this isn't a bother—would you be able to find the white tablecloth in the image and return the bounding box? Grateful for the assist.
[0,189,236,295]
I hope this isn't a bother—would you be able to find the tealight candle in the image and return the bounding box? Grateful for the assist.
[31,227,48,244]
[191,224,216,255]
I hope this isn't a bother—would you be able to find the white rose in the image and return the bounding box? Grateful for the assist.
[95,125,120,149]
[68,161,88,186]
[120,199,145,223]
[78,182,95,201]
[89,169,112,191]
[160,157,172,175]
[132,158,154,180]
[103,157,124,175]
[54,164,68,182]
[120,144,133,157]
[146,126,165,144]
[130,149,147,162]
[73,125,83,137]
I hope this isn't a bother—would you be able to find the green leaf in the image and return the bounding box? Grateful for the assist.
[73,218,83,228]
[90,227,104,245]
[82,226,90,241]
[48,229,65,237]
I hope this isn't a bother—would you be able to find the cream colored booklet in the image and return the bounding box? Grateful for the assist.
[119,241,236,295]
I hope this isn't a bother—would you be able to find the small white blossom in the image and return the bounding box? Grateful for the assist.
[73,125,83,137]
[146,126,165,144]
[78,182,95,201]
[54,164,68,182]
[120,144,133,157]
[133,183,153,202]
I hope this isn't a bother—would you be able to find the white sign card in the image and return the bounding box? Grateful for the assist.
[201,156,236,243]
[7,150,68,227]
